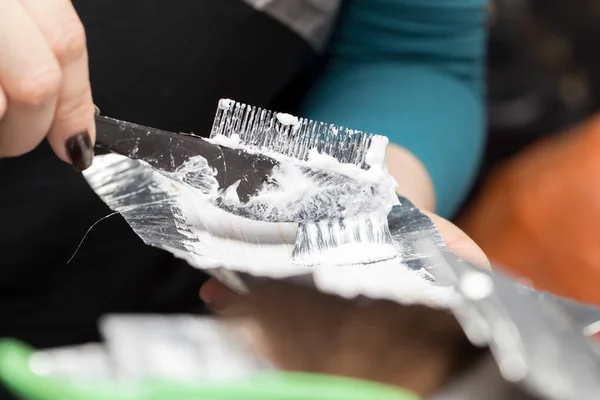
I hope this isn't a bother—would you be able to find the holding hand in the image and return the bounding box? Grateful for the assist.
[0,0,95,170]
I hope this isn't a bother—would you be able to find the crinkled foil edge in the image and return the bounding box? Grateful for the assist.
[84,154,600,400]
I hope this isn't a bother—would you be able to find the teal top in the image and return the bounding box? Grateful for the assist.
[301,0,488,218]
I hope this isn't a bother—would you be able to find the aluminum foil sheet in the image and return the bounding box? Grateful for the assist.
[29,315,272,382]
[84,153,600,400]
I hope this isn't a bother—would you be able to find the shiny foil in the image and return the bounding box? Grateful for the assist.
[84,153,600,400]
[29,315,271,382]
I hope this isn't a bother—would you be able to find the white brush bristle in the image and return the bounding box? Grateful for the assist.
[292,213,397,267]
[211,99,376,169]
[212,99,396,267]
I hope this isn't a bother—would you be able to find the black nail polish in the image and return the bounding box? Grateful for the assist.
[66,132,94,171]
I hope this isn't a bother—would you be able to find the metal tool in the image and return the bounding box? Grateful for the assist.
[95,115,278,204]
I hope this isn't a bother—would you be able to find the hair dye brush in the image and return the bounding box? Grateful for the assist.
[92,100,399,268]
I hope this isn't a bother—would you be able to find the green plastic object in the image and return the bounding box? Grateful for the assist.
[0,339,421,400]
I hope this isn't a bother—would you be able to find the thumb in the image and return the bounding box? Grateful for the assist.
[423,211,491,270]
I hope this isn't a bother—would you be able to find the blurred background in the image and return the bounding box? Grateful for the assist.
[3,3,600,400]
[458,0,600,307]
[481,0,597,172]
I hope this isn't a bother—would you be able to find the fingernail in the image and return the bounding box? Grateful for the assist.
[203,300,227,315]
[204,301,219,313]
[66,132,94,171]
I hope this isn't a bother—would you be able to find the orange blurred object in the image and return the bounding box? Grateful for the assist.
[459,114,600,307]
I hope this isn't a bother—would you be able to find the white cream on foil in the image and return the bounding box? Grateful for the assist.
[160,137,454,307]
[210,131,395,188]
[223,180,241,203]
[165,178,455,306]
[208,132,399,222]
[155,174,303,278]
[314,261,459,307]
[210,133,242,150]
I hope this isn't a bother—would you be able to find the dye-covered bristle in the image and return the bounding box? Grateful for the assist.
[210,99,397,266]
[292,213,397,266]
[211,99,377,169]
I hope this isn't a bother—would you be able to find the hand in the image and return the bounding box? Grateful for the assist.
[0,0,95,170]
[200,212,490,310]
[217,279,476,397]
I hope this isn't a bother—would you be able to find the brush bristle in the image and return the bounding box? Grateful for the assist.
[211,99,376,169]
[211,99,396,266]
[292,213,397,266]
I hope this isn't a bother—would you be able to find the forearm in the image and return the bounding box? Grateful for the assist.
[300,0,487,217]
[301,63,485,217]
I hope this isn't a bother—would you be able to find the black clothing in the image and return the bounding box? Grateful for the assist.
[0,0,318,349]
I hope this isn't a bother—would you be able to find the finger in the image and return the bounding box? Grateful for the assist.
[200,278,237,310]
[0,0,61,157]
[21,0,95,170]
[0,86,6,121]
[49,49,95,171]
[423,211,491,270]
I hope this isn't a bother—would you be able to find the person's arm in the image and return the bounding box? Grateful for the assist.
[300,0,488,218]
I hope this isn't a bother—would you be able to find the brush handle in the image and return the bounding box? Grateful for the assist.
[94,115,222,172]
[94,115,279,202]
